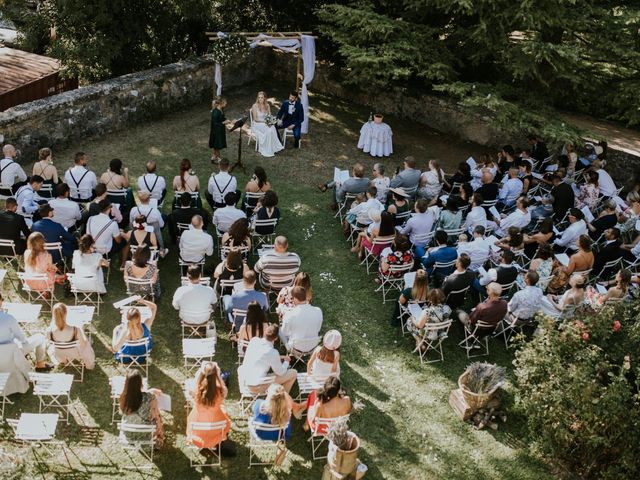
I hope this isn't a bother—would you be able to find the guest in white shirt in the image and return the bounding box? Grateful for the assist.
[0,144,27,192]
[64,152,97,201]
[508,270,543,321]
[15,176,45,218]
[206,158,239,210]
[130,191,167,255]
[399,198,435,249]
[239,324,298,393]
[213,191,246,233]
[279,286,323,353]
[497,166,523,209]
[137,160,166,202]
[85,200,123,254]
[371,163,390,203]
[591,160,617,198]
[179,215,214,266]
[457,225,491,271]
[48,183,81,231]
[463,193,487,234]
[346,186,383,228]
[554,208,588,252]
[172,265,217,325]
[491,197,531,237]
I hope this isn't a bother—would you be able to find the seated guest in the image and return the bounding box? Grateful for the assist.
[100,158,130,191]
[186,361,233,455]
[280,287,323,353]
[547,235,594,294]
[137,160,166,202]
[585,269,631,307]
[83,183,123,224]
[0,197,31,254]
[442,254,475,308]
[244,166,272,213]
[226,271,269,330]
[389,156,421,191]
[239,324,297,393]
[444,161,472,191]
[497,166,523,209]
[206,158,238,210]
[252,384,297,442]
[453,182,473,211]
[527,134,549,163]
[351,209,388,259]
[45,302,95,369]
[15,175,45,220]
[470,155,497,190]
[417,159,446,202]
[523,218,554,259]
[386,188,411,225]
[179,215,214,268]
[489,226,523,264]
[168,192,210,243]
[594,228,623,277]
[237,302,269,342]
[476,170,499,203]
[399,198,435,258]
[617,191,640,234]
[65,152,97,202]
[530,194,554,223]
[305,376,352,433]
[85,199,123,255]
[554,208,588,252]
[254,236,301,291]
[173,158,200,196]
[252,190,280,235]
[32,148,59,196]
[539,274,586,319]
[371,163,390,202]
[435,197,462,231]
[462,193,487,234]
[550,174,574,221]
[519,161,534,195]
[408,289,451,345]
[119,369,164,449]
[491,197,531,237]
[0,144,27,193]
[172,265,217,326]
[590,159,617,198]
[473,249,518,296]
[48,183,81,231]
[307,330,342,380]
[213,192,246,233]
[318,163,370,208]
[119,214,158,269]
[507,271,543,322]
[24,232,57,291]
[345,187,382,231]
[276,271,313,315]
[214,250,248,296]
[0,292,49,371]
[393,269,429,326]
[457,226,490,271]
[379,233,414,278]
[31,204,76,263]
[458,282,508,330]
[587,198,617,240]
[517,242,554,291]
[575,170,600,211]
[72,234,108,294]
[112,299,156,363]
[221,218,252,257]
[124,245,160,300]
[130,191,167,256]
[421,229,457,280]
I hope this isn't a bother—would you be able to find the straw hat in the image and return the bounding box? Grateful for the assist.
[389,187,409,198]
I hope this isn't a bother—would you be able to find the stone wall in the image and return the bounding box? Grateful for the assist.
[0,50,268,162]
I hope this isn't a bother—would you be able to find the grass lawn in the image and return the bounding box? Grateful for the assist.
[0,82,558,479]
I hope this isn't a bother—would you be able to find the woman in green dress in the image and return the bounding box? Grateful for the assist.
[209,97,228,160]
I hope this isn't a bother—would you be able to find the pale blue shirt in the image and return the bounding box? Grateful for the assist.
[508,286,544,319]
[15,184,40,215]
[0,311,26,345]
[498,178,523,205]
[399,211,435,246]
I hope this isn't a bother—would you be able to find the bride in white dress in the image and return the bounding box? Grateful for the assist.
[250,91,284,158]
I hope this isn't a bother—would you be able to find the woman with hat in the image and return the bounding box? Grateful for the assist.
[307,330,342,380]
[387,188,410,226]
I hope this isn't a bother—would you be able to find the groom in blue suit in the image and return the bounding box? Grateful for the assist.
[276,91,304,148]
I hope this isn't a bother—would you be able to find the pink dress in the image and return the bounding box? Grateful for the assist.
[24,250,56,291]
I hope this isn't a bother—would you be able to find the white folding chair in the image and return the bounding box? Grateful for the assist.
[0,239,21,288]
[9,412,61,456]
[248,419,288,467]
[116,338,151,378]
[179,256,206,276]
[181,312,214,339]
[459,320,498,358]
[186,420,228,467]
[231,308,248,334]
[118,422,156,469]
[220,244,250,262]
[334,193,357,222]
[247,108,259,150]
[110,375,148,424]
[176,222,191,239]
[49,340,87,382]
[0,372,14,419]
[237,371,275,416]
[394,210,411,226]
[67,273,103,314]
[131,245,160,265]
[494,312,535,348]
[411,231,434,250]
[360,235,394,274]
[281,126,298,148]
[309,414,350,460]
[213,278,242,316]
[69,187,93,202]
[244,191,265,216]
[124,276,156,300]
[182,337,216,372]
[44,242,67,270]
[0,183,14,201]
[287,337,322,368]
[236,338,250,365]
[433,259,457,280]
[29,373,74,424]
[17,272,56,311]
[251,218,279,253]
[445,285,470,309]
[295,372,330,403]
[403,185,418,200]
[107,188,128,207]
[376,263,414,303]
[180,276,211,287]
[413,320,452,363]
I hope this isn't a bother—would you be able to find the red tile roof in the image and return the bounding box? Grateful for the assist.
[0,46,60,95]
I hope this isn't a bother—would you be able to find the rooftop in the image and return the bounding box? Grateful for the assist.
[0,46,60,95]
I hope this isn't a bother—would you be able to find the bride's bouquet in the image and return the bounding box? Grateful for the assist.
[264,114,278,127]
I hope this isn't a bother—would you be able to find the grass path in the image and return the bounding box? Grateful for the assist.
[0,83,557,479]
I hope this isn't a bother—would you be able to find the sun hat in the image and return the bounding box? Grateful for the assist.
[323,330,342,351]
[389,187,409,198]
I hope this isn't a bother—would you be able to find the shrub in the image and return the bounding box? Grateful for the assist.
[514,303,640,479]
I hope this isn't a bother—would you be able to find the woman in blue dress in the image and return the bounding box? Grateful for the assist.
[112,299,157,364]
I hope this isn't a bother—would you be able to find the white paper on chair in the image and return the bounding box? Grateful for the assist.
[113,295,142,309]
[580,206,594,223]
[595,284,607,294]
[531,172,544,180]
[333,167,349,185]
[477,266,488,277]
[489,206,500,220]
[556,253,570,266]
[157,393,171,412]
[466,157,477,169]
[439,195,449,204]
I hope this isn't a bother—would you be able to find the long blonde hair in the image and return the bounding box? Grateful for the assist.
[26,232,46,269]
[411,269,429,303]
[126,308,144,339]
[262,384,289,426]
[51,302,68,331]
[254,91,269,112]
[430,159,443,184]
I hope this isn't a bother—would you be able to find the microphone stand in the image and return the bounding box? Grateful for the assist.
[229,116,248,174]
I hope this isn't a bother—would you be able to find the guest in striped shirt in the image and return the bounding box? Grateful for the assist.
[254,236,301,291]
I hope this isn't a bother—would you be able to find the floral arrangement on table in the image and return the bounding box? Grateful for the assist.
[208,34,249,65]
[264,113,278,127]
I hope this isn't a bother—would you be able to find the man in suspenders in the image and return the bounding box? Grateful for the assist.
[64,152,97,202]
[137,161,166,203]
[205,158,240,211]
[86,200,123,255]
[0,144,27,195]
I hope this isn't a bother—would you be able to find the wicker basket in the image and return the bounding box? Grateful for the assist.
[458,371,503,411]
